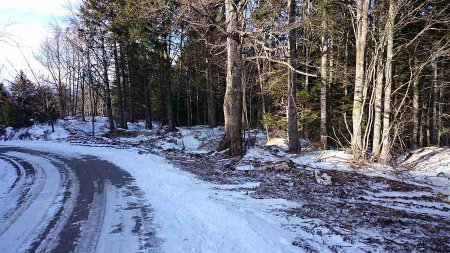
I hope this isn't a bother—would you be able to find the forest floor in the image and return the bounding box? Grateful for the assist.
[1,117,449,252]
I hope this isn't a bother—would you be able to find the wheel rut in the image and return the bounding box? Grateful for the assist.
[0,147,160,253]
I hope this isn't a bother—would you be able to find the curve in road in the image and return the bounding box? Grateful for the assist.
[0,147,160,253]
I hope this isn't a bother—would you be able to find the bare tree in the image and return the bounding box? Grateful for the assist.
[351,0,370,160]
[287,0,300,153]
[218,0,246,155]
[320,18,328,150]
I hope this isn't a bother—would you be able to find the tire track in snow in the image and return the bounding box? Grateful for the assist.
[0,155,47,237]
[0,147,160,253]
[0,156,20,195]
[73,179,107,253]
[0,152,62,252]
[29,156,79,253]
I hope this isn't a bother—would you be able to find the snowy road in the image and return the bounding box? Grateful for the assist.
[0,142,302,253]
[0,147,158,253]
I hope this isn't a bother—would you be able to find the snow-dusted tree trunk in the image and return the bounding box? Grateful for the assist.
[219,0,245,155]
[287,0,300,153]
[351,0,370,159]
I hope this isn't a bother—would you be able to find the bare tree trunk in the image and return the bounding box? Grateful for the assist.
[56,39,66,118]
[162,37,176,131]
[257,59,269,140]
[425,84,432,146]
[187,71,192,126]
[86,44,95,136]
[113,41,127,129]
[119,43,129,123]
[412,62,420,148]
[186,70,192,126]
[206,54,217,127]
[431,54,438,145]
[68,50,74,116]
[304,0,311,92]
[218,0,245,156]
[304,45,310,91]
[344,32,349,98]
[373,56,384,158]
[352,0,370,159]
[287,0,300,153]
[74,51,80,117]
[242,72,249,129]
[380,0,396,161]
[90,85,95,137]
[100,35,115,131]
[419,89,426,147]
[328,37,334,85]
[144,78,153,129]
[320,19,328,150]
[122,45,134,123]
[81,71,86,122]
[176,65,182,125]
[196,67,200,125]
[437,62,443,146]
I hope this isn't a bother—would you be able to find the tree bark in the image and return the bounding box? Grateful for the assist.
[373,56,384,158]
[437,62,443,146]
[431,55,438,145]
[257,59,269,140]
[380,0,396,161]
[351,0,370,159]
[162,37,176,131]
[412,62,420,148]
[218,0,245,156]
[242,71,249,129]
[287,0,301,153]
[320,19,328,150]
[144,78,153,130]
[56,38,66,118]
[119,43,129,123]
[206,54,217,127]
[100,35,115,131]
[81,76,86,122]
[113,41,127,129]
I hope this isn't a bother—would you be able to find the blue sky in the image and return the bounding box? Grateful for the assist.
[0,0,78,83]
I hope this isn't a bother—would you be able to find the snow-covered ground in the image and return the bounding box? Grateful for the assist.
[1,117,449,252]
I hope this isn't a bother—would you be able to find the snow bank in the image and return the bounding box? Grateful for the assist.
[290,150,353,171]
[0,117,114,141]
[399,147,450,195]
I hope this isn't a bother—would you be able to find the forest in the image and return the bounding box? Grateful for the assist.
[1,0,449,161]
